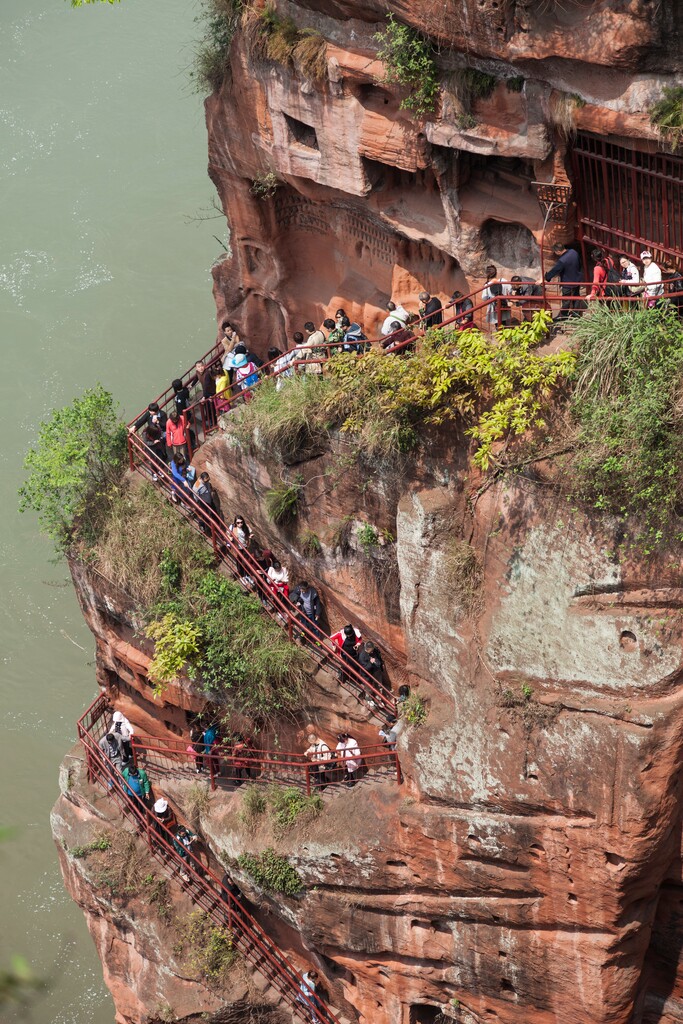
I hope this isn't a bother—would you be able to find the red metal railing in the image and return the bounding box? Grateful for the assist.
[130,733,402,794]
[126,434,397,721]
[76,695,341,1024]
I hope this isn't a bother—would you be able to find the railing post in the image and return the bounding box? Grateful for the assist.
[288,611,293,642]
[394,751,402,786]
[209,748,216,792]
[127,434,135,472]
[210,523,219,559]
[305,764,311,797]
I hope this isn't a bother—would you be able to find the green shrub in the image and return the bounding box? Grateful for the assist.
[401,692,428,726]
[357,523,379,551]
[146,613,203,691]
[70,833,112,859]
[19,385,127,552]
[232,312,573,469]
[266,786,323,835]
[233,376,328,462]
[374,14,439,117]
[237,848,303,895]
[185,911,237,982]
[650,86,683,149]
[149,570,309,719]
[191,0,244,94]
[569,304,683,549]
[265,477,302,525]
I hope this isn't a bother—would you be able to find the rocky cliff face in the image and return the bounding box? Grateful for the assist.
[206,0,683,351]
[58,419,683,1024]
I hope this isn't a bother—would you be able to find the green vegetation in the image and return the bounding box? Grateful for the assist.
[446,67,498,126]
[147,614,203,690]
[237,848,303,895]
[650,85,683,149]
[185,911,237,982]
[239,785,323,834]
[89,482,213,606]
[265,476,302,525]
[374,14,439,117]
[250,171,281,199]
[357,523,379,551]
[146,570,309,720]
[267,786,323,835]
[191,0,244,93]
[401,692,428,726]
[232,312,574,469]
[243,4,328,81]
[19,385,127,551]
[300,529,322,557]
[569,304,683,550]
[70,833,112,859]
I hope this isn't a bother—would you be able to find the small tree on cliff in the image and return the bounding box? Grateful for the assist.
[19,385,127,552]
[374,14,439,117]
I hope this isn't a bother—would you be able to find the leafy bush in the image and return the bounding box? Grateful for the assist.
[231,312,574,469]
[650,86,683,149]
[237,848,303,895]
[266,786,323,835]
[233,376,328,462]
[250,171,281,199]
[357,523,379,551]
[265,477,302,525]
[401,692,428,726]
[19,385,127,552]
[146,613,203,691]
[185,911,237,982]
[70,833,112,858]
[374,14,439,117]
[191,0,244,94]
[569,304,683,548]
[89,482,214,606]
[148,570,309,720]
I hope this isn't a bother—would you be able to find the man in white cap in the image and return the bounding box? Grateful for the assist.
[110,710,134,763]
[641,251,663,302]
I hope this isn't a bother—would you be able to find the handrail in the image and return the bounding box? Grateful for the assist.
[131,734,402,794]
[126,434,397,721]
[77,698,339,1024]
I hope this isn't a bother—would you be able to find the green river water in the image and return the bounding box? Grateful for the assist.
[0,1,222,1019]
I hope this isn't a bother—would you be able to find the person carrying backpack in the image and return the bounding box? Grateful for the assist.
[231,352,259,400]
[588,248,619,300]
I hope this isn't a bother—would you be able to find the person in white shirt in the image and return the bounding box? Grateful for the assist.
[619,254,640,296]
[380,300,410,336]
[110,710,134,762]
[304,732,332,789]
[335,732,361,786]
[267,558,289,598]
[482,264,512,326]
[640,251,663,302]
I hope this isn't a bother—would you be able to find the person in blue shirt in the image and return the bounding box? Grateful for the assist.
[169,453,195,502]
[544,242,583,319]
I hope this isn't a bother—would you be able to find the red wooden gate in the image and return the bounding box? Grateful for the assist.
[572,131,683,267]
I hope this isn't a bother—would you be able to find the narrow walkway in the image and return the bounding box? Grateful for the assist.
[78,695,350,1024]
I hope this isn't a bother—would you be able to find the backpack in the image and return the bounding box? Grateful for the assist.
[236,361,258,388]
[126,772,143,797]
[489,282,509,309]
[605,259,621,297]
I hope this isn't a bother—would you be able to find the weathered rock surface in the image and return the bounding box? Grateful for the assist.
[59,422,683,1022]
[207,0,683,353]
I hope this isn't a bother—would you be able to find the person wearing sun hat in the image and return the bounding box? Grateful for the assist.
[640,250,663,303]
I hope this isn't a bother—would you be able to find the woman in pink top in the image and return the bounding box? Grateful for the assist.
[166,410,189,460]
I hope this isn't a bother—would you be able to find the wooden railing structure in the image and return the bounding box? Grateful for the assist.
[77,694,343,1024]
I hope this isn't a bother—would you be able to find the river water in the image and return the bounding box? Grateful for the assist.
[0,1,221,1019]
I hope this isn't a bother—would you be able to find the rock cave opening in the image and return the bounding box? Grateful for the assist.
[481,218,540,272]
[410,1004,442,1024]
[283,113,319,151]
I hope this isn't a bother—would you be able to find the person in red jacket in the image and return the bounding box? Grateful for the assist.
[588,248,616,300]
[165,409,190,461]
